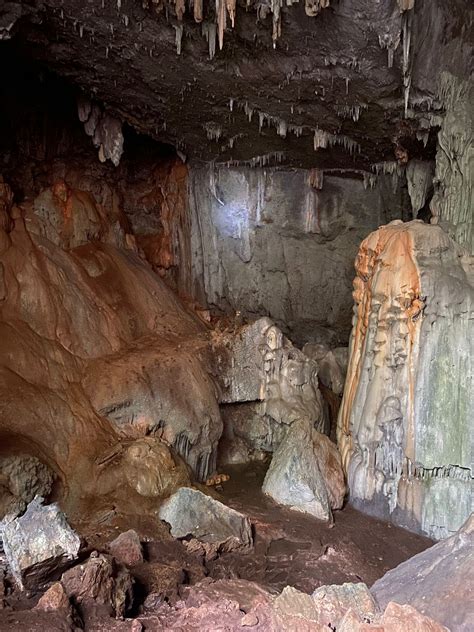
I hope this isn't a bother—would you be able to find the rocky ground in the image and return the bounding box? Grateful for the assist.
[1,461,461,632]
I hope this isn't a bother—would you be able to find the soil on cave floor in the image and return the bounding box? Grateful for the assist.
[212,462,434,593]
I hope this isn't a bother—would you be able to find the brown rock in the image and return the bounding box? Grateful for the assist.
[371,514,474,631]
[108,530,143,567]
[377,602,448,631]
[132,561,185,602]
[35,582,71,612]
[61,553,133,618]
[311,582,379,628]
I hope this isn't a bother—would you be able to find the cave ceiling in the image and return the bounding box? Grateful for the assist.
[1,0,472,170]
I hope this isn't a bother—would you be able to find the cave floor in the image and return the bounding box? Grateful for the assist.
[0,463,434,630]
[212,462,433,593]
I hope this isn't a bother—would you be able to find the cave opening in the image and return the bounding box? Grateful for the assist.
[0,1,472,630]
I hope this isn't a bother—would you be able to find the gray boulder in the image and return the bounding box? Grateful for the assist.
[2,496,80,589]
[371,514,474,631]
[262,419,345,520]
[159,487,253,552]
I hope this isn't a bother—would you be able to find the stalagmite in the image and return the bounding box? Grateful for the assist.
[337,221,473,539]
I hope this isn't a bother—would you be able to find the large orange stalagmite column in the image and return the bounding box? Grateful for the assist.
[337,220,473,539]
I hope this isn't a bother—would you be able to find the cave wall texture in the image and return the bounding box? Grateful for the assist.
[188,166,411,344]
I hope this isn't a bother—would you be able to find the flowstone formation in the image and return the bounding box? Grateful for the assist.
[338,220,473,539]
[0,173,212,519]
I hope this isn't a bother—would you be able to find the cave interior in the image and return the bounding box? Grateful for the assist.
[0,1,472,630]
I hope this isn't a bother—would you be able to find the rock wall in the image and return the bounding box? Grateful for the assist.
[337,220,473,539]
[188,166,411,344]
[431,73,473,254]
[0,173,221,518]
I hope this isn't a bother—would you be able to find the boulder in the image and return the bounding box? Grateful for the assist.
[371,514,474,631]
[215,318,328,434]
[272,585,321,624]
[0,455,55,518]
[376,602,448,632]
[108,529,143,567]
[262,419,345,520]
[35,581,71,613]
[2,497,80,590]
[159,487,253,552]
[61,552,133,618]
[311,582,378,628]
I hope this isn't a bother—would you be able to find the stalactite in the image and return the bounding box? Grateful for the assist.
[305,0,330,17]
[288,124,303,137]
[271,0,282,48]
[217,0,227,50]
[337,104,367,122]
[401,5,414,116]
[244,102,254,122]
[313,128,329,150]
[363,172,377,190]
[406,160,434,216]
[205,121,222,141]
[378,31,401,69]
[175,0,185,21]
[202,22,217,60]
[373,161,405,192]
[193,0,203,22]
[397,0,415,10]
[175,24,183,54]
[277,119,287,138]
[226,0,236,28]
[222,151,285,168]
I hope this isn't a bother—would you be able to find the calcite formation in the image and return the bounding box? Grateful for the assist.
[338,220,473,539]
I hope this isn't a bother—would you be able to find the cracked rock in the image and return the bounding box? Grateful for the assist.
[2,497,80,590]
